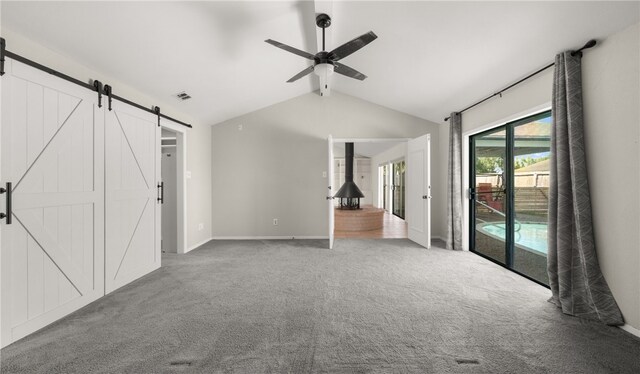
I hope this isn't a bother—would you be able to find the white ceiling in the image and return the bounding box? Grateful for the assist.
[2,1,638,126]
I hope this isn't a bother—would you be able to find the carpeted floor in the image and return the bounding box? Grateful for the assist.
[1,239,639,373]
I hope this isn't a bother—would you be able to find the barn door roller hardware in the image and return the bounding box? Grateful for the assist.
[103,84,113,111]
[0,182,13,224]
[93,80,103,108]
[0,37,192,128]
[154,106,161,127]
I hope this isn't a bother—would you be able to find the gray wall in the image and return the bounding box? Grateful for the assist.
[211,91,441,238]
[442,23,640,331]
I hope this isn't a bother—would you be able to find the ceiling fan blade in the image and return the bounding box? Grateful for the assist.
[265,39,315,60]
[287,65,315,83]
[328,31,377,61]
[334,62,367,81]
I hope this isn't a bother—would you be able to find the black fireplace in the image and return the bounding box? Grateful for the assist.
[334,143,365,210]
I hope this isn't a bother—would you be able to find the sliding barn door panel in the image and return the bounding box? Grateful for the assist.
[104,102,160,294]
[1,59,105,347]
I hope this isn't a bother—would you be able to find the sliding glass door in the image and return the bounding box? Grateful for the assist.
[470,127,507,264]
[380,164,390,211]
[470,111,551,285]
[392,160,405,219]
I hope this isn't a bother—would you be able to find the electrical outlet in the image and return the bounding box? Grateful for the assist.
[322,171,327,178]
[238,124,243,131]
[198,223,204,231]
[273,218,278,226]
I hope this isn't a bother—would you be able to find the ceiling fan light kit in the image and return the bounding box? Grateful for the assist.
[314,63,334,96]
[265,13,377,97]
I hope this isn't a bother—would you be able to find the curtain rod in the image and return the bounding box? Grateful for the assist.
[444,39,597,122]
[0,38,192,128]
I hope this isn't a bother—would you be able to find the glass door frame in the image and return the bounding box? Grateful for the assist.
[392,159,406,219]
[469,110,551,288]
[380,163,390,211]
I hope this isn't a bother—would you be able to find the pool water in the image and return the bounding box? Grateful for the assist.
[479,222,548,255]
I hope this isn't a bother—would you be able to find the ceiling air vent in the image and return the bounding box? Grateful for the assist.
[175,91,192,101]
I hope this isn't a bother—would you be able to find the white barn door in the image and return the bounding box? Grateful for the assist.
[407,134,431,248]
[0,59,105,347]
[104,101,160,294]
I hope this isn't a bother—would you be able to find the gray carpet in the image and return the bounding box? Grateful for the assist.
[1,239,639,373]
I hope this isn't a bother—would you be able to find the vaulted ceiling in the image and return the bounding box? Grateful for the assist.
[2,1,638,126]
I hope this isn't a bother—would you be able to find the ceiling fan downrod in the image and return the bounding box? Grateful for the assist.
[316,13,331,52]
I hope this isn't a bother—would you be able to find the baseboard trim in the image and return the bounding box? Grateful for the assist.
[186,237,213,253]
[620,324,640,338]
[210,236,328,240]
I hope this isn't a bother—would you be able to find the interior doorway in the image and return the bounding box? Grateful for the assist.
[332,139,409,240]
[161,129,178,252]
[159,124,187,254]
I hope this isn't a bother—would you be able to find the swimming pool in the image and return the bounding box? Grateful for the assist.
[478,222,548,255]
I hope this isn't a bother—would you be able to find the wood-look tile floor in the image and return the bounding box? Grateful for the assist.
[335,211,407,239]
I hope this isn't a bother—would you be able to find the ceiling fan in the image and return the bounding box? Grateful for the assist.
[265,13,377,96]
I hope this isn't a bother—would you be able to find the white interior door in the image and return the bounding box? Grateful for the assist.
[328,135,335,249]
[104,101,160,294]
[407,134,431,248]
[0,59,105,347]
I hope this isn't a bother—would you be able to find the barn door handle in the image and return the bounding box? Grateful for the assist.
[0,182,12,224]
[157,182,164,204]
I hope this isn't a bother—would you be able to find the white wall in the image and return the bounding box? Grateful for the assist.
[1,29,213,251]
[441,23,640,331]
[211,91,441,238]
[582,23,640,333]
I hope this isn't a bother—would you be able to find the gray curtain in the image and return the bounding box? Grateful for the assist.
[548,51,623,325]
[446,112,463,251]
